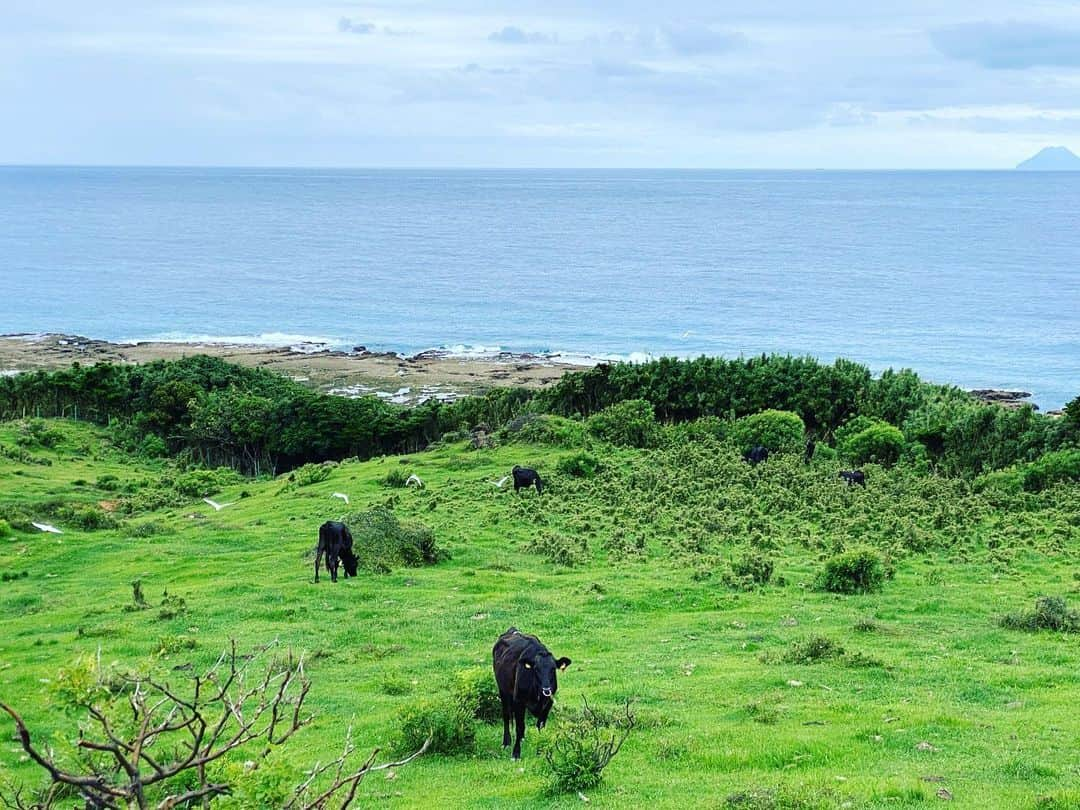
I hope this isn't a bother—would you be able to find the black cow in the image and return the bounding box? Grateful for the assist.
[512,466,544,495]
[492,627,571,759]
[315,521,358,583]
[804,438,817,465]
[839,470,866,487]
[743,446,769,466]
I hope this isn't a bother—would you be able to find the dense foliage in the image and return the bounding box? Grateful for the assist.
[1,353,1075,477]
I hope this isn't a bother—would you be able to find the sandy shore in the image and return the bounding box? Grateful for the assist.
[0,334,592,406]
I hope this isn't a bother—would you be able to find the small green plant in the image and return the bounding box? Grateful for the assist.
[378,673,414,696]
[815,546,887,594]
[395,697,475,755]
[537,698,635,794]
[1001,596,1080,633]
[157,590,188,621]
[780,635,845,664]
[454,667,502,724]
[1,570,29,582]
[525,531,588,567]
[557,450,601,478]
[723,551,775,590]
[381,467,409,488]
[156,634,197,655]
[0,519,13,539]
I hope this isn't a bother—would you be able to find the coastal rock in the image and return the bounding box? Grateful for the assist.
[969,389,1036,410]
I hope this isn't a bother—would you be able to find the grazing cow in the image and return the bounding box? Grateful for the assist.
[492,627,571,759]
[512,466,544,495]
[742,445,769,466]
[839,470,866,487]
[315,521,359,583]
[804,438,817,465]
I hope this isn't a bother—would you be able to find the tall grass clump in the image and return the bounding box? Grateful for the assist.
[815,546,887,594]
[1000,596,1080,633]
[537,699,635,794]
[344,507,446,572]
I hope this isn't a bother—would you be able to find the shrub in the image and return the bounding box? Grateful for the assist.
[95,474,121,492]
[137,434,168,458]
[173,467,243,498]
[837,417,906,466]
[665,416,728,445]
[732,410,804,454]
[508,414,586,447]
[65,505,119,531]
[395,697,475,756]
[586,400,659,448]
[454,667,502,724]
[284,462,333,489]
[526,531,588,567]
[1022,450,1080,492]
[345,508,445,572]
[723,551,775,590]
[557,451,601,478]
[1001,596,1080,633]
[974,468,1024,496]
[378,673,414,696]
[537,699,635,794]
[15,419,62,449]
[0,519,12,538]
[815,546,887,594]
[780,636,845,664]
[381,467,409,488]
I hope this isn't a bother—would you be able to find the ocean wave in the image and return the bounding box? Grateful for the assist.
[128,332,353,353]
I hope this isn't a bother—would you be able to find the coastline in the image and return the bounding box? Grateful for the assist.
[0,333,1051,412]
[0,333,592,406]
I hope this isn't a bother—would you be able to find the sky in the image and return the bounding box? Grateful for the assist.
[4,2,1080,168]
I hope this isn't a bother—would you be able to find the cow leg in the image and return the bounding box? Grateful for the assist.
[512,705,527,759]
[500,692,512,748]
[314,547,323,583]
[328,553,339,583]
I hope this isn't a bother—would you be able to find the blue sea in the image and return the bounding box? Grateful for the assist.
[1,167,1077,408]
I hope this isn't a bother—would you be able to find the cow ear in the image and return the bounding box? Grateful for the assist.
[556,657,571,671]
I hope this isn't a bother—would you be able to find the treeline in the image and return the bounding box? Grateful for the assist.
[0,354,1075,477]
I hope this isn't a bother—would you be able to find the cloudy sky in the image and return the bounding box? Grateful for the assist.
[5,1,1080,167]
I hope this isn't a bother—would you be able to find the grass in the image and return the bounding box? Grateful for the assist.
[1,419,1079,808]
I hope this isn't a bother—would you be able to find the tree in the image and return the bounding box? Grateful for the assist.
[0,642,428,810]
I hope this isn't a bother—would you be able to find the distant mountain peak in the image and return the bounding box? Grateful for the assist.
[1016,146,1080,170]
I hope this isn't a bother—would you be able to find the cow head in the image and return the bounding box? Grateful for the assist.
[341,549,359,578]
[520,652,572,700]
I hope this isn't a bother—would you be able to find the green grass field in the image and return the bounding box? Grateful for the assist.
[2,419,1079,809]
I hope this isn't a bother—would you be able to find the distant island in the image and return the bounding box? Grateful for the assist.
[1016,146,1080,170]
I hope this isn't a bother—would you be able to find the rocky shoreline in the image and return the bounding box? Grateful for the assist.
[0,333,1058,413]
[0,333,590,406]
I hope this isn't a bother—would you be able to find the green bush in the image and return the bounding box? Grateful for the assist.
[345,508,445,572]
[66,505,119,531]
[732,410,804,454]
[780,636,845,664]
[506,414,586,447]
[173,467,243,498]
[974,468,1024,496]
[0,519,12,538]
[526,531,588,567]
[557,451,601,478]
[15,419,62,449]
[285,462,333,489]
[537,699,635,794]
[586,400,659,448]
[454,667,502,724]
[137,434,168,458]
[1022,450,1080,492]
[815,546,887,594]
[395,697,475,756]
[1001,596,1080,633]
[381,467,409,488]
[665,416,728,445]
[836,417,906,466]
[722,551,775,590]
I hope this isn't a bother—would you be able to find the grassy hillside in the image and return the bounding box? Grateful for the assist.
[1,419,1079,809]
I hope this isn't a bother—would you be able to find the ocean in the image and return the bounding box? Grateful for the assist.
[1,167,1077,408]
